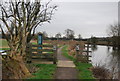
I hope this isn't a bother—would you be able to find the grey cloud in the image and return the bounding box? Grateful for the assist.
[36,2,118,38]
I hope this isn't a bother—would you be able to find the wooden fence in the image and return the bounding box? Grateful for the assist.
[76,43,92,63]
[26,43,57,64]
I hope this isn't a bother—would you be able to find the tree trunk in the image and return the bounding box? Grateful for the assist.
[2,54,32,79]
[14,55,31,78]
[2,35,32,79]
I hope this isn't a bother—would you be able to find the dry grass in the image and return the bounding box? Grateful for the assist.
[91,66,112,79]
[37,40,86,60]
[43,40,86,58]
[26,64,39,73]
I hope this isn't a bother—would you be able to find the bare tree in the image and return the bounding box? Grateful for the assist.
[78,34,82,40]
[64,29,75,39]
[109,24,120,37]
[55,32,61,40]
[108,24,120,49]
[0,0,57,79]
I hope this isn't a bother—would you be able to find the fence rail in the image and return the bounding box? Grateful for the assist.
[26,43,57,64]
[32,44,53,47]
[76,43,91,63]
[31,49,54,52]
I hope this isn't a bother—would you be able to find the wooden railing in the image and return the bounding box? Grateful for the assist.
[76,43,92,63]
[26,43,57,64]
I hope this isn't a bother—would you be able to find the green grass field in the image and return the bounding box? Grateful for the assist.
[0,39,9,50]
[62,45,95,79]
[0,39,8,47]
[29,64,56,79]
[0,48,10,50]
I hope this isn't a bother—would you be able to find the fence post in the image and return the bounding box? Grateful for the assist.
[76,44,80,61]
[86,43,89,63]
[53,45,57,64]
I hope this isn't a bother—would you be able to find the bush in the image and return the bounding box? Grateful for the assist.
[91,66,112,79]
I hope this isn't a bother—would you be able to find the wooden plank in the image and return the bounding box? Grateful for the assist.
[31,55,54,59]
[85,46,92,48]
[88,60,91,62]
[53,48,57,64]
[57,61,76,67]
[32,49,54,52]
[32,53,54,55]
[77,59,91,62]
[86,44,89,63]
[88,56,92,57]
[32,54,53,56]
[31,55,53,60]
[78,55,91,57]
[83,51,92,52]
[32,45,53,47]
[76,51,79,61]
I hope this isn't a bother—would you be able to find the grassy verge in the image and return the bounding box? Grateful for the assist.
[62,45,95,79]
[28,64,56,79]
[0,48,10,50]
[62,45,76,61]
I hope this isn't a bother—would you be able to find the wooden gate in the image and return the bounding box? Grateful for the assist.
[76,43,91,63]
[26,43,57,64]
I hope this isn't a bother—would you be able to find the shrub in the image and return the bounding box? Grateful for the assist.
[91,66,112,79]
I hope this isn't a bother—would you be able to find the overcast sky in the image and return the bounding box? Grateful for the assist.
[36,2,118,38]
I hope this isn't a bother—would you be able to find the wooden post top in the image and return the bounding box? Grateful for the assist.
[53,45,57,51]
[76,44,80,51]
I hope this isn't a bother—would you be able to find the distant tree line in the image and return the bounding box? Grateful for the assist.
[28,28,83,40]
[108,24,120,49]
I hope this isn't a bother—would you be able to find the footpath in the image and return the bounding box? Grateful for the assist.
[55,47,78,79]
